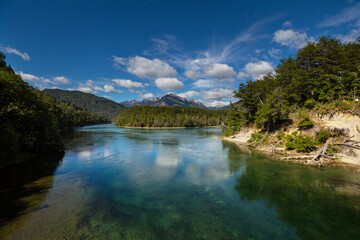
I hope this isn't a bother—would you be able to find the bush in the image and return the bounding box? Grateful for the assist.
[316,128,332,143]
[277,131,285,141]
[248,132,268,144]
[297,109,314,130]
[285,132,317,152]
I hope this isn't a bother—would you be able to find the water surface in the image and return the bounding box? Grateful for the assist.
[1,124,360,239]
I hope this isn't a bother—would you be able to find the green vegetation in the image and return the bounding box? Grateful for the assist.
[248,132,268,144]
[285,132,317,152]
[43,88,126,119]
[225,36,360,134]
[114,106,227,128]
[0,52,108,156]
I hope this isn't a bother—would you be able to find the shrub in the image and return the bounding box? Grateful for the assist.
[316,128,332,143]
[285,132,316,152]
[277,131,285,141]
[248,132,268,144]
[296,109,314,130]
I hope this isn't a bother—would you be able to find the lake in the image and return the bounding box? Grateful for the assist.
[1,124,360,239]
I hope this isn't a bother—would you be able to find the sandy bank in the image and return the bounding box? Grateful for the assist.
[224,113,360,167]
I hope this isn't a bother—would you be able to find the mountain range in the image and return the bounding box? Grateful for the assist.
[120,93,208,108]
[43,89,228,119]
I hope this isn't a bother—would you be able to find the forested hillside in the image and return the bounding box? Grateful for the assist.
[0,53,108,156]
[114,106,227,127]
[226,36,360,135]
[44,89,126,119]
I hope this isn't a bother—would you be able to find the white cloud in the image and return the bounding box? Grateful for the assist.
[52,76,71,84]
[273,29,314,49]
[18,71,39,81]
[244,61,274,80]
[103,84,116,93]
[184,70,202,80]
[336,29,360,43]
[75,86,96,93]
[202,88,233,101]
[268,48,282,58]
[203,63,236,79]
[18,71,71,85]
[237,72,249,79]
[103,95,112,99]
[0,47,30,61]
[139,92,155,98]
[207,100,230,107]
[112,79,144,89]
[155,78,184,91]
[177,91,201,99]
[317,2,360,27]
[113,56,177,79]
[283,21,292,28]
[192,79,215,88]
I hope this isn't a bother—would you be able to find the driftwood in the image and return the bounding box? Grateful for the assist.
[312,138,333,161]
[335,135,360,150]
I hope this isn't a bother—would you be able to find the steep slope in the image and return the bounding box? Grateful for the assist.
[43,89,126,119]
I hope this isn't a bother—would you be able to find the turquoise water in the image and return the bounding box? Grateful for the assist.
[1,124,360,239]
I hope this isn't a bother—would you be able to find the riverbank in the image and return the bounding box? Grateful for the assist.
[223,112,360,167]
[116,126,220,129]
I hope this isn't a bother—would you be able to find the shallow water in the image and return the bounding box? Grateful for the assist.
[1,124,360,239]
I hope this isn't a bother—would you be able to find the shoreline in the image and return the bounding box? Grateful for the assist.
[115,126,220,129]
[223,136,360,168]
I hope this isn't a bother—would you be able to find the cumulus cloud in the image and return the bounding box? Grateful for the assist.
[112,79,144,89]
[202,88,233,101]
[155,78,184,91]
[52,76,71,84]
[139,92,155,98]
[317,2,360,27]
[239,61,274,80]
[184,70,202,80]
[18,71,39,82]
[103,95,112,99]
[0,47,30,61]
[113,56,177,79]
[192,79,215,88]
[203,63,236,79]
[18,71,71,85]
[74,85,96,93]
[177,91,201,99]
[207,100,230,107]
[273,29,314,49]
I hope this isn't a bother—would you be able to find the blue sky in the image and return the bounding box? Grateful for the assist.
[1,0,359,106]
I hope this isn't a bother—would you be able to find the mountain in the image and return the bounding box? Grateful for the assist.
[43,89,126,119]
[121,93,208,108]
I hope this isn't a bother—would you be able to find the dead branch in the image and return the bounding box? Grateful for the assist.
[312,138,332,161]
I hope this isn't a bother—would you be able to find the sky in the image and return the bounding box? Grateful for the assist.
[1,0,360,106]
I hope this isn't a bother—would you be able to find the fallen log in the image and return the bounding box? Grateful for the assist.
[312,138,332,161]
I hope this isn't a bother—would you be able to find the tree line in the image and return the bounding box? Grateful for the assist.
[114,106,227,128]
[0,52,109,157]
[225,36,360,135]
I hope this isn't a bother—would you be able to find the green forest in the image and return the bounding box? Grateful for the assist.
[114,106,227,128]
[0,52,109,157]
[43,89,126,119]
[225,36,360,136]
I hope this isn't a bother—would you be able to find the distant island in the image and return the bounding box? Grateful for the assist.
[114,106,227,128]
